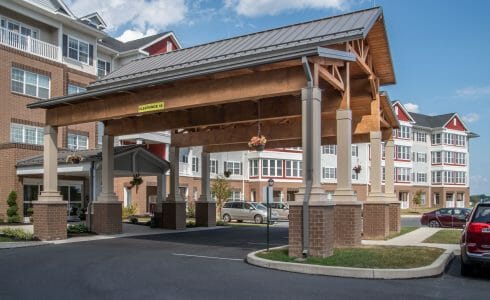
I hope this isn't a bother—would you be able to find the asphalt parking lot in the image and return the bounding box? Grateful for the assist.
[0,225,489,299]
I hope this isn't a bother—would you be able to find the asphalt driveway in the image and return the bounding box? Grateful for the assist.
[0,225,489,299]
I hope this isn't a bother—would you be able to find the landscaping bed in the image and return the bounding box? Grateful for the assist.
[423,229,461,244]
[0,228,35,242]
[257,246,445,269]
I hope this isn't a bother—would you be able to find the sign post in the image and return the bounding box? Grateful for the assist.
[267,178,274,252]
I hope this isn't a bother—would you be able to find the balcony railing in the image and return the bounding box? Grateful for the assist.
[0,27,58,61]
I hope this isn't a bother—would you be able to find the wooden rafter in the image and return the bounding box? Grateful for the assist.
[318,64,345,92]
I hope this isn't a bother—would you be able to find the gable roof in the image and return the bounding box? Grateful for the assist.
[410,112,458,129]
[99,32,172,53]
[392,101,415,123]
[26,0,75,18]
[79,12,107,30]
[91,7,385,89]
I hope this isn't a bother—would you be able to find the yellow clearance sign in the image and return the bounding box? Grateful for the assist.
[138,102,165,113]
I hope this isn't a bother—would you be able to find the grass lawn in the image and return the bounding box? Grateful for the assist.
[257,246,444,269]
[0,235,16,242]
[401,207,435,215]
[386,226,418,240]
[423,229,461,244]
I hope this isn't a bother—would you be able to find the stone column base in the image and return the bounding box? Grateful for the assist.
[163,201,186,229]
[154,203,164,228]
[363,202,390,240]
[334,202,362,247]
[33,201,67,241]
[93,202,122,234]
[389,202,401,233]
[195,201,216,227]
[288,201,335,258]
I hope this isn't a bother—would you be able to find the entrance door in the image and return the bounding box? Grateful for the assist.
[456,193,465,208]
[399,192,409,209]
[446,193,455,208]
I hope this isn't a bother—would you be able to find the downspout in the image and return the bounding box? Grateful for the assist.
[301,56,313,258]
[88,161,95,232]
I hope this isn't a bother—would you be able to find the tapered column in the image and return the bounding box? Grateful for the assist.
[369,131,383,195]
[385,139,400,233]
[154,173,166,228]
[34,126,66,240]
[163,146,186,229]
[333,109,362,246]
[93,134,121,234]
[289,87,334,258]
[196,151,216,227]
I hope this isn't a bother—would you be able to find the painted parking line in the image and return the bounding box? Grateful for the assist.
[172,253,243,261]
[247,242,281,246]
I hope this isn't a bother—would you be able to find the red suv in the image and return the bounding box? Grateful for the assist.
[460,202,490,276]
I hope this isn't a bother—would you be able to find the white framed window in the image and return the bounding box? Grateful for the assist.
[322,167,336,179]
[456,135,466,146]
[382,166,385,181]
[416,173,427,183]
[431,151,442,164]
[67,84,86,95]
[443,151,454,164]
[68,36,89,64]
[455,152,466,165]
[262,159,282,177]
[351,145,358,157]
[415,132,426,142]
[352,171,359,180]
[322,145,336,155]
[97,59,110,77]
[227,190,242,201]
[285,160,302,177]
[10,123,43,145]
[416,152,427,162]
[1,16,39,39]
[444,133,455,145]
[248,159,258,177]
[225,161,242,175]
[395,167,411,182]
[397,126,411,139]
[444,171,454,184]
[396,145,411,160]
[192,156,199,172]
[432,171,442,184]
[210,159,218,174]
[67,133,88,150]
[181,154,188,163]
[455,171,466,184]
[11,67,50,99]
[431,133,441,145]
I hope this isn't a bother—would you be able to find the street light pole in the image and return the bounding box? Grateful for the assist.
[267,178,274,252]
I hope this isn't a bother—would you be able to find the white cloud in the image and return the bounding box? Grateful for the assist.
[117,28,158,42]
[462,113,480,123]
[226,0,350,17]
[456,85,490,97]
[404,102,419,113]
[470,175,489,195]
[67,0,187,40]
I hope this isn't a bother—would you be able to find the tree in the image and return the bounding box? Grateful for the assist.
[6,191,20,223]
[211,176,231,217]
[412,190,423,213]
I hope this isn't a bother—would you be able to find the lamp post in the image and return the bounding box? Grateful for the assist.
[267,178,274,252]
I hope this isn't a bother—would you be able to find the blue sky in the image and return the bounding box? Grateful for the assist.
[68,0,490,194]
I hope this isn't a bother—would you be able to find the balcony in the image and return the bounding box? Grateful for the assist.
[0,27,58,61]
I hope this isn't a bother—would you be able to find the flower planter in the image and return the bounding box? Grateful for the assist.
[254,144,265,151]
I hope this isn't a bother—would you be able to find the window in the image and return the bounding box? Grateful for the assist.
[67,133,88,150]
[166,40,173,52]
[351,145,358,157]
[397,126,411,139]
[10,123,43,145]
[11,67,50,99]
[444,171,454,184]
[192,157,199,172]
[444,151,454,164]
[1,17,39,39]
[228,190,242,201]
[396,145,411,160]
[382,166,385,181]
[395,167,411,182]
[262,159,282,177]
[382,143,386,159]
[443,133,455,145]
[97,59,111,77]
[432,171,442,184]
[431,151,442,164]
[456,135,466,146]
[416,152,427,162]
[97,122,104,146]
[225,161,242,175]
[181,154,188,163]
[68,36,89,64]
[455,172,466,184]
[416,173,427,183]
[67,84,86,95]
[322,145,336,155]
[431,133,441,145]
[455,152,466,165]
[322,167,336,179]
[285,160,302,177]
[210,159,218,174]
[415,132,426,142]
[249,159,258,177]
[352,171,359,180]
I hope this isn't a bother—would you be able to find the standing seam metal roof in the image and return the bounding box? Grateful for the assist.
[90,7,382,89]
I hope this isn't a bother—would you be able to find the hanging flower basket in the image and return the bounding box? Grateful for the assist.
[353,165,362,174]
[248,135,267,151]
[66,153,83,164]
[130,174,143,193]
[224,170,232,178]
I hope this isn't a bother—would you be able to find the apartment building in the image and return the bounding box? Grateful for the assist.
[0,0,180,220]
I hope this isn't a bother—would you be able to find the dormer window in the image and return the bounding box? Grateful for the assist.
[166,40,173,52]
[453,118,457,126]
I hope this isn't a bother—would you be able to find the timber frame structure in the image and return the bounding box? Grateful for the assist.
[28,7,400,254]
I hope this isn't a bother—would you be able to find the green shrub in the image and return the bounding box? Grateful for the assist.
[6,191,20,223]
[129,216,138,224]
[0,228,33,240]
[122,204,137,219]
[186,220,196,228]
[26,208,34,216]
[216,220,228,226]
[67,224,89,234]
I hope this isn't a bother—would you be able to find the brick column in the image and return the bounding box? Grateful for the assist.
[163,146,186,229]
[333,109,362,246]
[289,87,334,258]
[363,131,390,239]
[385,139,400,233]
[93,134,122,235]
[196,151,216,227]
[34,126,67,241]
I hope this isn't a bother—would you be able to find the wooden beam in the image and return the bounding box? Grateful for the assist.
[347,42,373,76]
[318,65,344,92]
[46,66,307,127]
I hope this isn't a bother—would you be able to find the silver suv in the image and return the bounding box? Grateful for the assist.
[221,202,278,224]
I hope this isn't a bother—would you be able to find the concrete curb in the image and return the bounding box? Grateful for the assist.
[246,245,455,279]
[0,241,52,249]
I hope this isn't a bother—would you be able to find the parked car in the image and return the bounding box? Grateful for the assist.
[460,202,490,276]
[420,208,471,228]
[261,201,289,220]
[221,201,278,224]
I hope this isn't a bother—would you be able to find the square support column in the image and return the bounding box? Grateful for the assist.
[364,131,390,240]
[163,146,186,229]
[154,173,166,228]
[196,151,216,227]
[93,134,122,235]
[34,126,67,241]
[385,139,400,233]
[333,109,362,246]
[289,87,334,258]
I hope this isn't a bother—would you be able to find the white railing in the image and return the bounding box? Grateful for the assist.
[0,27,58,61]
[179,162,193,176]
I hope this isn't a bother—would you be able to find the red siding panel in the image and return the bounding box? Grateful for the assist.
[148,144,166,159]
[145,37,176,55]
[394,103,411,122]
[445,116,466,131]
